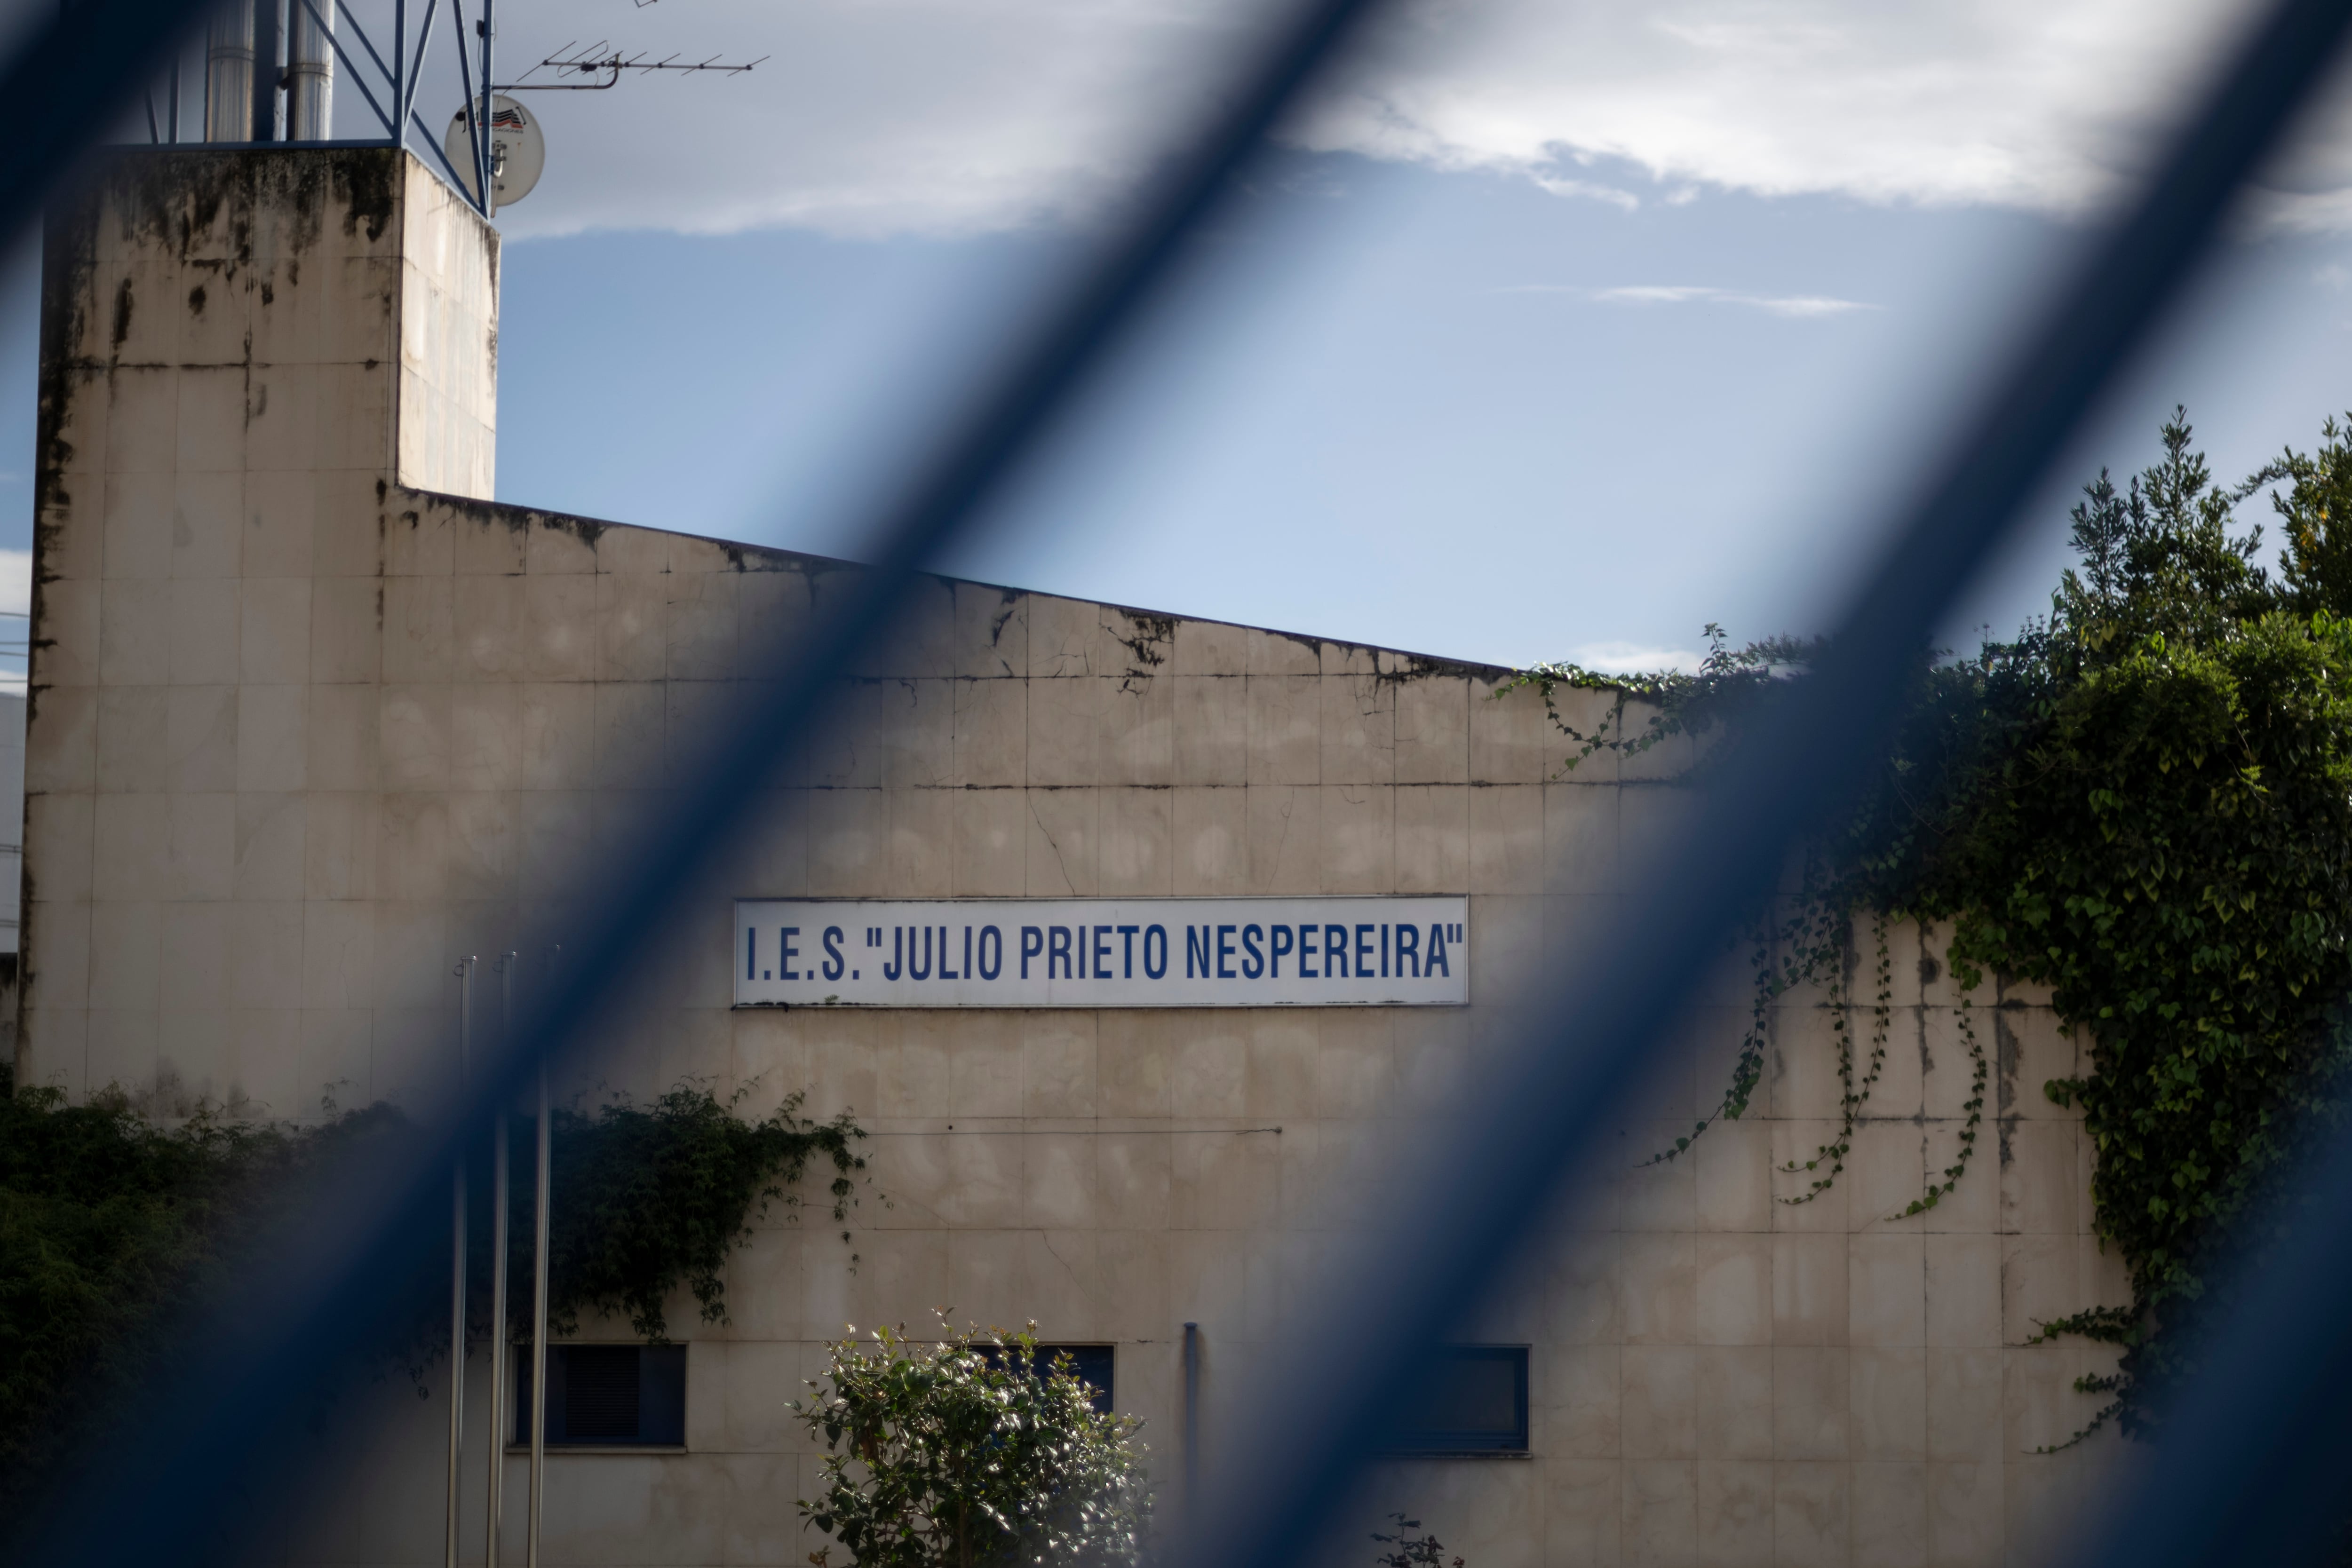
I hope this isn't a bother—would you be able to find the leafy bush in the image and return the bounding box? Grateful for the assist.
[797,1315,1150,1568]
[1521,408,2352,1438]
[0,1076,414,1499]
[0,1074,869,1503]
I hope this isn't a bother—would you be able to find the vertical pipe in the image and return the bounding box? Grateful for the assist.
[485,952,516,1568]
[1182,1322,1200,1516]
[286,0,332,140]
[250,0,281,140]
[477,0,494,214]
[393,0,405,147]
[204,0,254,142]
[528,945,557,1568]
[447,956,476,1568]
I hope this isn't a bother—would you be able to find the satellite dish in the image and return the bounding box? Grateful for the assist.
[444,95,546,211]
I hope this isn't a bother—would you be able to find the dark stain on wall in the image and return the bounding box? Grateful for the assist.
[1109,612,1175,692]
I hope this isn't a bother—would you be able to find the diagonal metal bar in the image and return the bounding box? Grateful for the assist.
[0,0,215,242]
[0,0,2346,1565]
[399,0,442,129]
[1175,2,2352,1565]
[2080,1118,2352,1566]
[337,0,399,91]
[298,0,397,137]
[9,0,1401,1560]
[412,105,482,200]
[448,0,485,213]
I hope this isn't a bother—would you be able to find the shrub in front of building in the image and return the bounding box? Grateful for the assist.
[797,1315,1150,1567]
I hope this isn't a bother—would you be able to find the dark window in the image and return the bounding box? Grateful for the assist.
[978,1342,1115,1413]
[1378,1346,1529,1455]
[515,1344,687,1448]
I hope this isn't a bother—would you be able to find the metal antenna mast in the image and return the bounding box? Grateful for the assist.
[133,4,763,217]
[498,39,766,91]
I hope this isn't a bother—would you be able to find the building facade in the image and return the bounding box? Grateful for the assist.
[21,146,2128,1567]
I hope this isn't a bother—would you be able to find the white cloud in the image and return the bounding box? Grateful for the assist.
[1530,174,1641,211]
[1562,641,1710,675]
[0,547,29,694]
[421,0,2352,240]
[1581,284,1875,317]
[1300,0,2352,227]
[0,549,29,617]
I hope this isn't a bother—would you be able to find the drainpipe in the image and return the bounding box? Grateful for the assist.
[1182,1323,1200,1517]
[447,957,477,1568]
[528,945,559,1568]
[485,953,516,1567]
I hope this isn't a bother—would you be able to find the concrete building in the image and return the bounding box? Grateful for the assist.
[20,146,2128,1567]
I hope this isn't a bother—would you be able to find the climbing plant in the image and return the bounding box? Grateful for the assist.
[0,1072,872,1501]
[0,1076,413,1508]
[521,1083,869,1343]
[1513,408,2352,1439]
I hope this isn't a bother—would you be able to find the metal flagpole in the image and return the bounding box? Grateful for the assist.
[527,944,557,1568]
[1183,1322,1200,1520]
[485,951,517,1568]
[446,955,476,1568]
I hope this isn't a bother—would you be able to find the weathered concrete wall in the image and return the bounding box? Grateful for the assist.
[20,147,2129,1568]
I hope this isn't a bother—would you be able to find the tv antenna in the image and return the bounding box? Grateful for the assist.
[442,35,763,216]
[501,41,769,92]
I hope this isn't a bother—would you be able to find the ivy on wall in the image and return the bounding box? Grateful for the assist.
[526,1084,869,1343]
[0,1077,405,1498]
[0,1073,871,1501]
[1515,409,2352,1439]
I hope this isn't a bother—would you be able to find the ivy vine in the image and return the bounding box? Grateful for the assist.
[0,1072,874,1500]
[518,1083,871,1344]
[1514,407,2352,1441]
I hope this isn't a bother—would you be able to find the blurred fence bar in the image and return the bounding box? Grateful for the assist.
[7,0,2352,1564]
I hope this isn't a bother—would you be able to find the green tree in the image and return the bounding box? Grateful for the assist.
[796,1315,1150,1568]
[2272,412,2352,615]
[1526,407,2352,1439]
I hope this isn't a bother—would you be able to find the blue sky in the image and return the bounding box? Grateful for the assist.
[6,0,2352,671]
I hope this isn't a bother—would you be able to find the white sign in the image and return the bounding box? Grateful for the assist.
[733,898,1469,1008]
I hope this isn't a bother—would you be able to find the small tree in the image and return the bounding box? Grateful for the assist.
[795,1315,1150,1568]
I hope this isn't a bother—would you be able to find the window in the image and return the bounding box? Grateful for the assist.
[515,1344,687,1448]
[978,1342,1115,1413]
[1378,1346,1529,1456]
